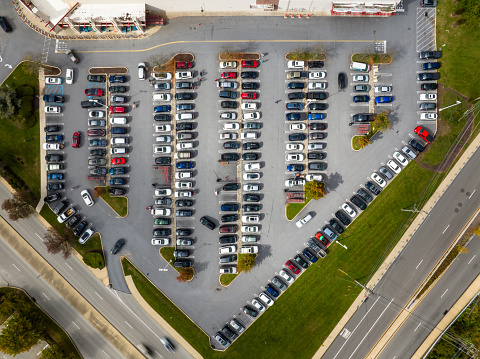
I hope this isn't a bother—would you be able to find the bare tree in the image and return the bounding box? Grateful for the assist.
[44,227,76,259]
[1,190,35,221]
[22,52,45,75]
[147,54,170,71]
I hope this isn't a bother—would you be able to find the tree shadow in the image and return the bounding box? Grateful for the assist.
[193,260,209,274]
[255,244,272,265]
[325,172,343,193]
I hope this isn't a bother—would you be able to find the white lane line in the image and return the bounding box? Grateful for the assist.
[333,296,382,359]
[440,289,448,298]
[72,321,80,329]
[102,349,110,357]
[442,225,450,234]
[12,264,20,271]
[416,259,423,269]
[155,350,163,358]
[125,321,133,329]
[414,323,421,332]
[42,293,50,300]
[469,189,476,199]
[347,299,393,359]
[65,263,73,270]
[95,292,103,300]
[468,255,476,264]
[35,232,44,242]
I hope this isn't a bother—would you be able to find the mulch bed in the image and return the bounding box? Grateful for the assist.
[89,67,128,75]
[44,65,60,76]
[152,53,194,73]
[218,52,260,61]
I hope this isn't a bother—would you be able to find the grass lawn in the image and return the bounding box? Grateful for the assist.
[99,187,128,217]
[0,287,81,359]
[220,274,238,286]
[352,53,393,64]
[286,194,311,220]
[0,62,40,198]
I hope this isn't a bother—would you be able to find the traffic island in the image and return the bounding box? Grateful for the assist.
[88,66,128,75]
[94,186,128,218]
[351,53,393,64]
[160,247,195,282]
[218,51,260,61]
[285,50,326,61]
[219,273,238,286]
[151,53,195,74]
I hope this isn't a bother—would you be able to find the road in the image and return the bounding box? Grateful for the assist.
[322,133,480,358]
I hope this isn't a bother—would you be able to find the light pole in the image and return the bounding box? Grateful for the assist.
[338,268,373,295]
[337,241,347,250]
[159,260,172,272]
[400,204,428,215]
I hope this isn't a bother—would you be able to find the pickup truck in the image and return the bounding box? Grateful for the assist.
[286,71,307,80]
[287,60,305,69]
[43,94,64,103]
[419,51,442,59]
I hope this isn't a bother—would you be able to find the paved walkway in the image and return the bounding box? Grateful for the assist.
[36,67,46,212]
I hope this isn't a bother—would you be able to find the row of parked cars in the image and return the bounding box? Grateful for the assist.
[417,51,441,121]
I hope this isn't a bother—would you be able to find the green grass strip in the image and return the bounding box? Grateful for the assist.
[100,187,128,217]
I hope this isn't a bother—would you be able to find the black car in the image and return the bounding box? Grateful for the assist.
[89,139,108,147]
[306,92,328,100]
[222,214,238,222]
[176,210,193,217]
[350,195,367,210]
[200,216,216,230]
[421,0,438,5]
[222,325,238,341]
[110,187,126,195]
[357,188,373,203]
[221,153,239,161]
[46,183,64,191]
[352,114,373,123]
[111,127,128,134]
[219,235,237,244]
[110,239,125,254]
[308,61,324,68]
[243,204,260,212]
[176,122,194,131]
[409,139,425,152]
[223,141,240,149]
[338,72,346,89]
[242,153,258,161]
[243,142,260,150]
[302,248,317,263]
[421,83,438,91]
[176,228,192,236]
[309,162,326,170]
[90,149,106,156]
[44,125,60,132]
[308,152,326,160]
[155,157,171,165]
[66,215,81,229]
[0,17,12,33]
[241,72,258,79]
[288,92,304,100]
[109,86,127,93]
[286,113,301,121]
[329,218,345,234]
[289,133,306,141]
[365,182,381,195]
[294,255,309,269]
[154,114,171,122]
[175,93,193,100]
[44,193,61,203]
[335,210,351,226]
[45,154,63,162]
[173,260,192,268]
[73,221,87,236]
[109,75,126,83]
[243,194,260,202]
[417,72,440,81]
[156,198,171,205]
[223,183,240,191]
[176,103,193,111]
[419,51,442,59]
[176,199,194,207]
[308,103,327,111]
[309,123,327,131]
[87,75,106,83]
[154,228,171,236]
[423,62,441,70]
[81,100,103,108]
[221,101,237,109]
[420,103,436,110]
[43,94,64,103]
[176,82,194,90]
[242,82,260,90]
[287,82,304,89]
[309,132,325,140]
[243,306,258,318]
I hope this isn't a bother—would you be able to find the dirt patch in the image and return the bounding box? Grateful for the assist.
[43,65,60,76]
[452,23,458,28]
[152,53,195,73]
[89,67,128,75]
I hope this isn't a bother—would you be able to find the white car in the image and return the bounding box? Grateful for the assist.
[285,179,305,187]
[279,269,294,283]
[295,213,312,228]
[308,143,324,151]
[342,203,357,217]
[241,103,258,110]
[154,93,171,101]
[243,172,260,180]
[420,113,437,120]
[374,86,392,93]
[220,267,238,274]
[45,77,62,85]
[152,238,170,245]
[223,123,240,131]
[153,72,172,80]
[220,112,237,120]
[155,125,172,132]
[387,159,401,174]
[285,153,304,162]
[305,174,323,182]
[242,215,260,223]
[286,143,304,151]
[287,60,305,69]
[154,189,172,197]
[44,106,61,113]
[308,82,327,90]
[176,142,194,150]
[153,146,171,154]
[219,245,236,254]
[65,69,74,85]
[242,112,261,120]
[220,133,237,140]
[175,171,193,179]
[89,110,105,118]
[309,71,327,79]
[402,146,417,160]
[289,123,306,131]
[175,71,193,79]
[353,75,369,82]
[156,136,172,143]
[259,292,274,306]
[154,83,171,90]
[81,190,94,206]
[242,225,259,233]
[43,143,61,150]
[241,246,259,254]
[371,172,387,188]
[244,162,261,171]
[151,208,171,216]
[138,62,146,80]
[175,181,192,189]
[420,93,437,101]
[175,191,193,198]
[220,61,237,69]
[393,151,408,166]
[243,184,260,192]
[252,299,265,312]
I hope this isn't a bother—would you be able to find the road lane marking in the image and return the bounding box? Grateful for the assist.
[442,224,450,234]
[65,263,73,270]
[440,289,448,298]
[414,323,421,332]
[469,189,476,199]
[95,292,103,300]
[125,321,133,329]
[12,264,20,271]
[72,321,80,329]
[468,255,476,264]
[42,293,50,300]
[35,232,44,242]
[416,259,423,269]
[102,349,110,357]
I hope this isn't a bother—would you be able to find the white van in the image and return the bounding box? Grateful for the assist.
[110,117,127,125]
[350,61,370,72]
[241,132,258,140]
[152,93,171,101]
[176,113,194,121]
[111,137,128,145]
[110,147,127,155]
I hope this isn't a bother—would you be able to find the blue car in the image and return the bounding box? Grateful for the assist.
[308,113,326,120]
[302,248,318,263]
[154,105,171,113]
[375,96,393,104]
[46,135,63,142]
[109,75,126,83]
[422,62,441,70]
[176,162,194,169]
[221,203,239,212]
[286,102,304,110]
[286,113,301,121]
[353,95,370,103]
[110,127,127,134]
[266,284,279,298]
[46,173,63,180]
[110,178,126,185]
[109,167,126,175]
[287,164,305,172]
[288,82,304,89]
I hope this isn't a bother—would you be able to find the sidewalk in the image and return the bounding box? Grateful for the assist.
[36,67,46,212]
[314,121,480,358]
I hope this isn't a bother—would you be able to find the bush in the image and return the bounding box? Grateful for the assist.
[18,96,33,117]
[82,252,105,269]
[16,85,34,97]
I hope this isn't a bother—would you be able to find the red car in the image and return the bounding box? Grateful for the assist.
[241,92,258,100]
[87,129,106,137]
[285,260,300,275]
[176,61,193,69]
[241,60,259,68]
[315,232,331,247]
[84,88,103,96]
[112,158,126,165]
[72,132,80,148]
[221,72,237,79]
[109,106,126,114]
[414,126,434,143]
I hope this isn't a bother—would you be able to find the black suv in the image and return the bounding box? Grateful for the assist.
[174,260,192,268]
[221,153,239,161]
[365,182,381,196]
[221,101,237,109]
[329,218,344,233]
[308,103,327,111]
[308,152,326,160]
[243,194,260,202]
[308,61,324,68]
[294,255,309,269]
[306,92,328,100]
[155,157,171,165]
[223,183,240,191]
[74,221,87,236]
[200,216,216,230]
[176,122,194,131]
[0,17,12,32]
[357,188,373,203]
[335,210,351,226]
[242,82,259,90]
[175,93,193,100]
[219,235,237,244]
[87,75,106,83]
[153,228,171,236]
[350,195,367,210]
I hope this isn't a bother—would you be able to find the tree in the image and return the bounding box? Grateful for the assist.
[357,135,372,149]
[456,245,469,255]
[93,186,106,199]
[176,268,194,282]
[473,226,480,237]
[0,87,21,119]
[147,54,170,71]
[305,181,326,201]
[40,344,71,359]
[238,254,256,273]
[372,110,391,133]
[22,52,45,75]
[220,44,235,60]
[0,314,46,355]
[1,190,35,221]
[0,290,29,318]
[44,227,76,259]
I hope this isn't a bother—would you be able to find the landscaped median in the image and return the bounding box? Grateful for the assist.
[94,186,128,217]
[160,247,194,282]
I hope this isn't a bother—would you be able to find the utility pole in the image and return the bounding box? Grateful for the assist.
[338,268,373,295]
[400,204,428,215]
